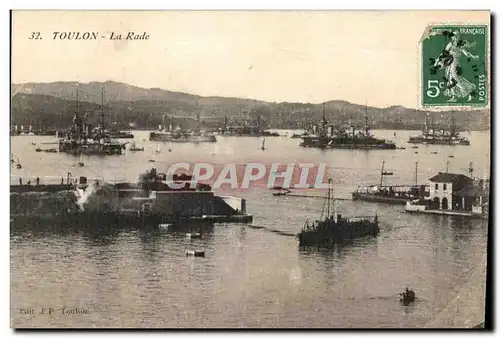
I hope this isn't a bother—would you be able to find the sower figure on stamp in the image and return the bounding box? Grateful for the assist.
[433,30,479,102]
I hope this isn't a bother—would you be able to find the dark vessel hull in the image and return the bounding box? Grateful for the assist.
[298,217,379,248]
[408,136,470,145]
[109,133,134,139]
[300,137,396,150]
[58,141,125,155]
[352,192,410,205]
[149,132,217,143]
[329,143,396,150]
[219,132,280,137]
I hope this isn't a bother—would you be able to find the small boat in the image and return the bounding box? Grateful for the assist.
[148,159,155,162]
[273,188,291,196]
[155,144,161,154]
[159,223,172,229]
[186,232,202,239]
[129,142,144,152]
[261,138,266,151]
[186,249,205,257]
[431,151,438,154]
[77,154,84,167]
[411,146,419,149]
[399,288,416,305]
[16,159,22,169]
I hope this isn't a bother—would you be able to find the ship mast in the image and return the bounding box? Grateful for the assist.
[76,85,79,116]
[327,178,334,218]
[450,113,457,135]
[364,102,370,136]
[321,102,327,135]
[380,161,385,187]
[100,87,105,130]
[415,161,418,186]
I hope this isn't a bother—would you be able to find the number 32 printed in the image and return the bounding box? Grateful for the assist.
[29,32,41,40]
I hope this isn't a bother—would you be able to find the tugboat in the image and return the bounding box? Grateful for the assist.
[399,287,416,305]
[408,113,470,145]
[300,103,396,150]
[298,179,379,247]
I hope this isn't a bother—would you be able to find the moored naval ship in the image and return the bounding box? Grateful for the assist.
[149,114,217,142]
[300,103,396,150]
[218,116,280,137]
[58,87,127,155]
[109,130,134,139]
[408,113,470,145]
[352,161,429,204]
[298,179,379,247]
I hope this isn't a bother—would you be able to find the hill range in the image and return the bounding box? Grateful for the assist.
[11,81,490,131]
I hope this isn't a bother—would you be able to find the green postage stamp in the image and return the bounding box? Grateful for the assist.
[421,25,488,107]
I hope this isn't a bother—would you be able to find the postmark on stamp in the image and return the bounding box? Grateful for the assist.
[421,25,488,107]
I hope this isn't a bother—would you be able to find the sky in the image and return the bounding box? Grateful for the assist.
[12,10,489,108]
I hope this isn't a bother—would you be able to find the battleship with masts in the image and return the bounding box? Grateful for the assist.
[408,113,470,145]
[58,87,127,155]
[299,103,396,149]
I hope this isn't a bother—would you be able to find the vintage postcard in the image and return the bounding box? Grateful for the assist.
[10,10,490,329]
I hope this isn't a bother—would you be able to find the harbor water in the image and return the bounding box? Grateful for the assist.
[10,130,489,328]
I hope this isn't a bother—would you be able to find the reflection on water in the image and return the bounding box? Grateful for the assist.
[10,130,489,328]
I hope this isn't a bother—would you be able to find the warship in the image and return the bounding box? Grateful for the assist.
[109,130,134,139]
[149,114,217,143]
[218,116,280,137]
[408,113,470,145]
[58,87,127,155]
[299,103,396,150]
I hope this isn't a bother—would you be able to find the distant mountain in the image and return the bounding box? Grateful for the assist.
[10,81,490,131]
